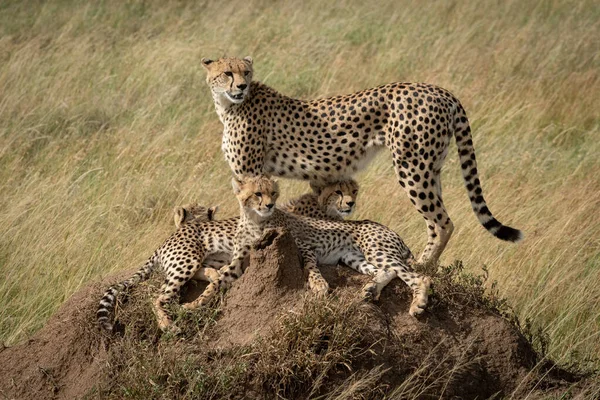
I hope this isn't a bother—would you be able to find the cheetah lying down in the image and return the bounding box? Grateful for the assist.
[96,205,237,332]
[97,180,359,332]
[198,175,431,317]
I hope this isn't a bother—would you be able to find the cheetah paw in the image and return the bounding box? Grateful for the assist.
[409,300,427,316]
[361,282,378,302]
[309,278,329,298]
[409,277,431,317]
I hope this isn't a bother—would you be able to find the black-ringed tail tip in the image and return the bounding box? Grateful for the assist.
[482,217,524,243]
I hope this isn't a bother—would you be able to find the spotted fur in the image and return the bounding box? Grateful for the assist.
[202,57,523,266]
[176,182,361,282]
[97,205,238,332]
[281,179,359,220]
[198,176,431,316]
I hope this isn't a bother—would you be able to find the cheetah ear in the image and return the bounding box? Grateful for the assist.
[231,177,243,194]
[201,58,214,69]
[208,206,219,220]
[243,56,253,65]
[173,206,187,229]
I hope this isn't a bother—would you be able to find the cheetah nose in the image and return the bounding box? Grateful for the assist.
[237,83,247,90]
[266,203,275,209]
[346,201,355,207]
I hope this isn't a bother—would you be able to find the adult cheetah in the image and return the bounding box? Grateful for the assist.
[198,175,431,316]
[201,56,523,266]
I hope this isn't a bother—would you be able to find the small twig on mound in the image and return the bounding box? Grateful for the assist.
[38,366,60,394]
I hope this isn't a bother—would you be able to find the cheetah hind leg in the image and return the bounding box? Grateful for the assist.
[182,279,221,310]
[390,266,432,316]
[154,259,206,332]
[192,266,221,284]
[181,267,222,311]
[154,291,181,333]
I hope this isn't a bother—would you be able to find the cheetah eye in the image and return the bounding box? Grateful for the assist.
[224,71,233,77]
[244,71,251,76]
[353,190,358,194]
[271,192,277,196]
[335,190,343,195]
[254,192,262,197]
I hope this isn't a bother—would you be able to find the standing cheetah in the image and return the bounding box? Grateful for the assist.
[97,204,238,332]
[201,56,523,266]
[198,176,431,316]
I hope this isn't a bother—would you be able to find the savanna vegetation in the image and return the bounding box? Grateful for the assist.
[1,0,598,381]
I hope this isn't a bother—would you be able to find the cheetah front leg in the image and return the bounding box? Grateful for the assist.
[361,267,398,302]
[297,242,329,297]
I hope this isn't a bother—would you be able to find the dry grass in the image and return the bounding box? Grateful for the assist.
[93,284,388,399]
[1,0,599,374]
[88,258,595,399]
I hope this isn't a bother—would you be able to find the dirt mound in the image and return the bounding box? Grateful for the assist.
[0,229,594,399]
[212,228,306,346]
[0,270,133,400]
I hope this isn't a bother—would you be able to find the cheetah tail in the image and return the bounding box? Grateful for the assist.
[453,105,524,243]
[96,252,160,333]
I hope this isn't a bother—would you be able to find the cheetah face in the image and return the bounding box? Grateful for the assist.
[173,204,219,229]
[201,56,253,105]
[314,179,359,218]
[232,175,279,219]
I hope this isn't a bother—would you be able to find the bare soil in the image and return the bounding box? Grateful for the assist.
[0,229,594,399]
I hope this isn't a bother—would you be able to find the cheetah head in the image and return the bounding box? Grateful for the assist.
[232,175,279,219]
[173,204,219,229]
[201,56,253,106]
[311,179,359,218]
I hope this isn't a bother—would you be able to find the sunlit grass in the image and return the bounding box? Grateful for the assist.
[1,0,598,369]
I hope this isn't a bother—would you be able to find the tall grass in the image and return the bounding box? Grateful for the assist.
[1,0,598,368]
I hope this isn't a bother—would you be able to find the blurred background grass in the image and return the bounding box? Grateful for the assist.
[0,0,598,369]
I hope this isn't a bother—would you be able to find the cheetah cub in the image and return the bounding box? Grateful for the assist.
[282,179,410,274]
[97,204,238,332]
[281,179,359,220]
[199,175,431,317]
[174,180,360,273]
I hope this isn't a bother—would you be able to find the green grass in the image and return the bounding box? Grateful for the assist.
[1,0,599,373]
